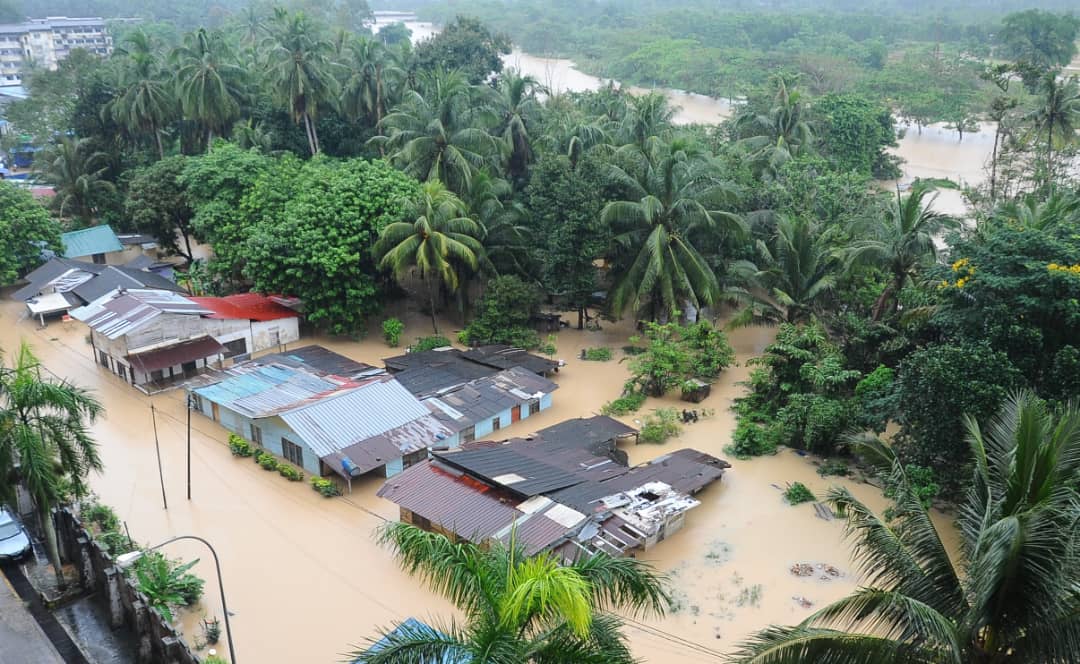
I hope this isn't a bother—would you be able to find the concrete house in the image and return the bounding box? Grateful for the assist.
[189,293,300,360]
[70,289,299,391]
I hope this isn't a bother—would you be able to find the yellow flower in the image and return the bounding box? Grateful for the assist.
[956,277,967,288]
[938,280,950,289]
[951,258,969,272]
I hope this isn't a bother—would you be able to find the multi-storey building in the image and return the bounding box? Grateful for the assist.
[0,17,113,86]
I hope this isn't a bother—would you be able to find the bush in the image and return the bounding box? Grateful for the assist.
[256,451,278,471]
[410,335,453,352]
[639,408,682,444]
[227,433,253,457]
[853,365,898,432]
[175,570,205,606]
[277,464,304,481]
[382,318,404,347]
[310,476,342,497]
[784,482,816,505]
[817,459,851,477]
[774,394,852,455]
[600,392,646,416]
[727,419,779,459]
[82,501,120,533]
[463,275,542,348]
[582,347,613,361]
[97,530,136,556]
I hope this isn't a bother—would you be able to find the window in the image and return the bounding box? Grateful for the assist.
[150,369,164,383]
[181,361,197,377]
[492,416,501,431]
[461,426,476,443]
[250,424,263,445]
[222,338,247,358]
[281,438,303,467]
[98,350,109,368]
[91,253,106,265]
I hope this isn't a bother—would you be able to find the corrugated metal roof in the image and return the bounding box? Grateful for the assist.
[189,293,298,322]
[127,336,224,373]
[436,446,585,497]
[61,225,123,258]
[535,416,638,450]
[71,266,184,304]
[377,460,522,541]
[461,345,560,375]
[13,257,104,301]
[193,363,350,418]
[423,367,558,432]
[71,289,210,339]
[250,346,378,381]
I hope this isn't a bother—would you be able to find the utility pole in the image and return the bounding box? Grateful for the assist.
[150,404,167,510]
[186,394,193,501]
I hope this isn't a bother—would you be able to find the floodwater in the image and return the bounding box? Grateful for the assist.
[391,13,990,216]
[0,294,959,662]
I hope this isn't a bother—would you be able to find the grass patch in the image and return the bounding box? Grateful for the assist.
[817,459,851,477]
[601,392,646,415]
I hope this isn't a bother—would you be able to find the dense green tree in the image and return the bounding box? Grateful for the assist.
[38,137,116,225]
[172,28,245,148]
[349,522,667,663]
[463,274,542,348]
[263,9,340,155]
[123,156,196,260]
[997,9,1080,70]
[733,392,1080,664]
[241,157,418,334]
[108,30,175,159]
[411,16,510,85]
[0,344,103,590]
[1024,72,1080,188]
[373,180,484,333]
[813,93,898,177]
[0,182,62,286]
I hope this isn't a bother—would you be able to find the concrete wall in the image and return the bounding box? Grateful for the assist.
[190,396,323,476]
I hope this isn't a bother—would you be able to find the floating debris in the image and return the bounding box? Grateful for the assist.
[813,502,834,520]
[790,563,815,577]
[792,595,814,609]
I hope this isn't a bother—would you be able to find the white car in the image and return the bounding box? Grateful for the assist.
[0,507,31,561]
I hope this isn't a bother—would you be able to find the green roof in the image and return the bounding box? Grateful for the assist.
[61,226,123,258]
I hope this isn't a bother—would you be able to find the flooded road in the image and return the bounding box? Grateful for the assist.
[391,14,990,215]
[1,294,959,662]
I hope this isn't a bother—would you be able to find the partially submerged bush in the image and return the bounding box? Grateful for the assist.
[727,418,779,459]
[227,433,253,457]
[817,459,851,477]
[601,392,646,416]
[256,451,278,471]
[784,482,816,505]
[278,464,304,481]
[382,318,404,347]
[411,335,453,352]
[582,347,613,361]
[639,408,682,444]
[311,476,342,497]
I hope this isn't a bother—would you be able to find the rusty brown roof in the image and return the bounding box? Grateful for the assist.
[127,336,225,373]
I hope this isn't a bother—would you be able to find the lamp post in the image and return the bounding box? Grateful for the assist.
[117,535,237,664]
[186,394,195,501]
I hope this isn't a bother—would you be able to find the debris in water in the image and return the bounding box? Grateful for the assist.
[813,502,834,520]
[790,563,815,577]
[817,563,842,578]
[792,595,814,609]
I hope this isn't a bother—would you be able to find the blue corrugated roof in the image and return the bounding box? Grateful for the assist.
[194,364,343,419]
[61,226,123,258]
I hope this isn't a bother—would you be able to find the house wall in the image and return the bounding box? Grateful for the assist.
[250,317,300,352]
[471,392,553,438]
[89,315,230,387]
[189,395,323,475]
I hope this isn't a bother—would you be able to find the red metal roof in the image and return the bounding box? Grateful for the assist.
[189,293,297,321]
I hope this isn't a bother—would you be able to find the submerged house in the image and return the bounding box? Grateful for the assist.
[377,416,727,558]
[384,345,560,398]
[70,288,299,391]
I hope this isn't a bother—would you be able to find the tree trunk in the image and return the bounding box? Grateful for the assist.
[206,127,214,153]
[577,306,584,330]
[302,113,318,156]
[871,281,897,322]
[40,503,66,590]
[309,113,321,154]
[426,277,439,335]
[1046,124,1054,188]
[375,67,385,157]
[179,223,195,263]
[154,125,164,161]
[989,126,1001,202]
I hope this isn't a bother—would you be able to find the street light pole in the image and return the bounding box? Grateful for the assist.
[119,535,237,664]
[186,395,193,501]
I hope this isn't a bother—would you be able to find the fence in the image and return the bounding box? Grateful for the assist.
[53,508,201,664]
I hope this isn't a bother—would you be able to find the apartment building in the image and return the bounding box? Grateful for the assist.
[0,17,112,86]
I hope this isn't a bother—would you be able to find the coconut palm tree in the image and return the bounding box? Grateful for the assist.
[340,36,403,128]
[172,28,245,149]
[39,137,116,225]
[1025,71,1080,188]
[619,92,675,150]
[731,391,1080,664]
[732,216,842,327]
[348,522,669,664]
[108,29,175,159]
[263,9,340,155]
[373,180,485,333]
[845,181,957,321]
[0,343,103,590]
[734,77,814,178]
[488,68,545,182]
[603,138,745,320]
[370,68,498,195]
[995,190,1080,231]
[465,171,531,277]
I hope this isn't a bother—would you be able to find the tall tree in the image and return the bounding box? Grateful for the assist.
[488,68,544,183]
[619,92,675,150]
[411,16,510,85]
[38,137,116,225]
[373,180,484,333]
[172,28,245,149]
[1025,72,1080,188]
[846,181,957,320]
[735,77,814,178]
[0,182,62,286]
[348,522,668,663]
[264,9,340,156]
[340,36,402,129]
[123,156,197,261]
[0,344,103,590]
[731,391,1080,664]
[998,9,1080,71]
[108,29,174,159]
[603,138,744,320]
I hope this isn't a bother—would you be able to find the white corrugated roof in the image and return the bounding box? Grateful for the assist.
[70,289,210,339]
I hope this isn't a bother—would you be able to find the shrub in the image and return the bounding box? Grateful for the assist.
[133,553,203,621]
[727,419,779,459]
[175,570,205,606]
[463,275,542,348]
[784,482,816,505]
[411,335,453,352]
[639,408,682,444]
[853,365,898,432]
[582,347,613,361]
[278,464,304,481]
[774,394,852,454]
[310,476,342,497]
[382,318,404,347]
[227,433,253,457]
[256,451,278,471]
[82,502,120,533]
[204,657,227,664]
[600,392,646,416]
[97,530,136,556]
[817,459,851,477]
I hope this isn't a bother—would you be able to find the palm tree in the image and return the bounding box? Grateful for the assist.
[0,344,103,590]
[340,36,403,128]
[371,68,497,195]
[732,216,841,327]
[172,28,245,149]
[489,69,545,182]
[465,171,531,276]
[603,138,745,320]
[846,181,957,321]
[1025,71,1080,188]
[731,391,1080,664]
[108,29,175,159]
[619,92,675,149]
[348,522,669,663]
[734,77,814,178]
[995,190,1080,231]
[373,181,485,333]
[39,137,116,225]
[263,9,340,156]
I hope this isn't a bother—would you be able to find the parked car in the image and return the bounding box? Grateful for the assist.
[0,507,31,562]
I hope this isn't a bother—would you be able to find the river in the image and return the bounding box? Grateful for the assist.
[381,12,994,216]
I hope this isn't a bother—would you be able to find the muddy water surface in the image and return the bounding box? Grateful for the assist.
[2,295,959,662]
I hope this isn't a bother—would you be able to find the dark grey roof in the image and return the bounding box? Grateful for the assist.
[535,416,638,452]
[116,233,157,246]
[122,255,172,271]
[71,266,184,303]
[250,345,379,381]
[436,446,584,497]
[424,367,559,433]
[549,449,730,514]
[384,348,459,372]
[12,258,105,301]
[392,355,497,397]
[461,345,560,375]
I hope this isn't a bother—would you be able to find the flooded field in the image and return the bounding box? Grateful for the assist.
[0,295,958,662]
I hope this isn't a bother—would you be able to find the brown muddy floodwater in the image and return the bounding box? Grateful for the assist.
[1,294,959,662]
